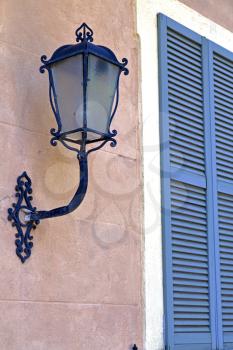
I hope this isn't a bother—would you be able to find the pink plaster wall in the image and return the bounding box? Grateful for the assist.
[0,1,142,349]
[180,0,233,32]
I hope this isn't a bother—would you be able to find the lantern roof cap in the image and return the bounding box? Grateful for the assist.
[40,23,129,75]
[51,42,119,65]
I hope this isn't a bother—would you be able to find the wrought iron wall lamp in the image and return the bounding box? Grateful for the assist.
[8,23,128,263]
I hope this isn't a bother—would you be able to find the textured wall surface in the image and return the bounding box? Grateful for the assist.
[180,0,233,31]
[0,1,142,349]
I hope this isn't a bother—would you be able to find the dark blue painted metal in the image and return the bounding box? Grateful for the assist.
[83,44,88,149]
[40,39,128,74]
[30,152,88,221]
[75,23,93,43]
[7,172,39,263]
[40,23,128,157]
[8,23,128,263]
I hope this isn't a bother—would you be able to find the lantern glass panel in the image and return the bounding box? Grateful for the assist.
[86,54,120,139]
[51,54,83,135]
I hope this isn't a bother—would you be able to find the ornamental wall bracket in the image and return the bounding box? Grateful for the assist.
[7,172,39,263]
[7,23,128,263]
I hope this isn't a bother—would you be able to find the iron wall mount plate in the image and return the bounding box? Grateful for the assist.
[7,172,40,263]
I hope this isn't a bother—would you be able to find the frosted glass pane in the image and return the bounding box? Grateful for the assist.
[52,55,84,134]
[86,55,120,138]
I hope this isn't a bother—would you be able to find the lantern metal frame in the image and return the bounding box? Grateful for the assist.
[41,23,128,156]
[8,23,128,263]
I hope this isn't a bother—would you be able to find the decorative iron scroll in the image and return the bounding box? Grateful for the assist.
[7,172,39,263]
[75,23,94,43]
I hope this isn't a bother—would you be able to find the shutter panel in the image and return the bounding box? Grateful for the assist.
[213,46,233,349]
[171,181,210,335]
[158,14,220,350]
[167,27,205,175]
[215,53,233,182]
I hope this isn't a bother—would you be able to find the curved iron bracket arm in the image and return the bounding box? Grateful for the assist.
[30,152,88,221]
[8,152,88,263]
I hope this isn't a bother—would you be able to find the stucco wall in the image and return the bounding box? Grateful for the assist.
[0,1,142,349]
[180,0,233,32]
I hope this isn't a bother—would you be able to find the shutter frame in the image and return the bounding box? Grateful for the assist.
[158,13,175,349]
[202,38,223,350]
[212,40,233,349]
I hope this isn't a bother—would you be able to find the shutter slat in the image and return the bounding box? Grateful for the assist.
[169,101,203,119]
[170,125,204,140]
[214,76,233,91]
[170,114,203,131]
[167,28,201,50]
[168,64,202,84]
[170,118,204,135]
[214,87,233,103]
[168,72,203,92]
[173,252,208,263]
[215,111,233,125]
[217,150,233,163]
[173,278,208,291]
[170,145,205,162]
[216,121,232,138]
[168,56,202,78]
[214,56,233,74]
[167,47,202,68]
[170,139,204,155]
[215,96,233,111]
[167,37,202,58]
[169,77,202,96]
[172,213,206,225]
[215,90,233,105]
[174,306,209,313]
[172,208,206,219]
[169,86,203,104]
[214,69,233,83]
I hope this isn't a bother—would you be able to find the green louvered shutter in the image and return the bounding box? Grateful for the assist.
[158,14,222,350]
[213,47,233,349]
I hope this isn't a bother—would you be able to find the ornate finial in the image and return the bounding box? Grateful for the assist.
[75,23,94,43]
